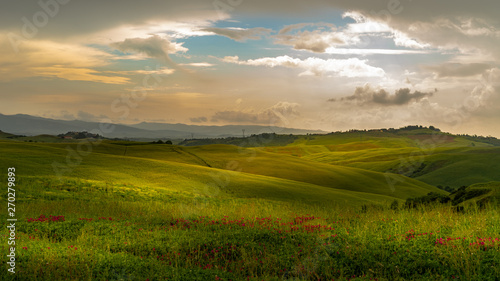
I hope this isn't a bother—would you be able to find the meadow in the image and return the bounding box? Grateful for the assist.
[1,127,499,280]
[1,180,499,280]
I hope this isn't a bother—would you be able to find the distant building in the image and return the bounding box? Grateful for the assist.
[58,131,102,139]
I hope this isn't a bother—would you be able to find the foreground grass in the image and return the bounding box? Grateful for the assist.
[1,191,499,280]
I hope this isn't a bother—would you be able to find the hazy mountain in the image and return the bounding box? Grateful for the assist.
[129,122,325,137]
[0,114,325,139]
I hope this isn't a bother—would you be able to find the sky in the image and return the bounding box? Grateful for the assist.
[1,0,499,137]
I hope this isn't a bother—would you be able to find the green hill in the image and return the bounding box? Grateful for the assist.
[246,128,500,190]
[2,125,498,206]
[300,146,500,189]
[451,181,500,206]
[38,141,444,199]
[0,130,17,139]
[0,140,442,207]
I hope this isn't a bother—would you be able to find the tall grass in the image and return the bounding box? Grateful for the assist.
[1,183,499,280]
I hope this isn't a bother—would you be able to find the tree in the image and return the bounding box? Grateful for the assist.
[165,140,173,145]
[390,200,399,210]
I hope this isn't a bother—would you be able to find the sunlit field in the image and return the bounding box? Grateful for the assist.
[1,128,500,280]
[1,176,499,280]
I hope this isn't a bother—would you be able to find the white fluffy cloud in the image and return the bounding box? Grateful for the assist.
[272,12,433,54]
[222,55,385,78]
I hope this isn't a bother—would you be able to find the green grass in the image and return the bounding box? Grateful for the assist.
[1,129,499,280]
[289,145,500,189]
[453,182,500,207]
[0,141,419,208]
[1,179,499,280]
[0,131,16,138]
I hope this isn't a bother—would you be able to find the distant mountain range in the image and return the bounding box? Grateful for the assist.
[0,113,325,139]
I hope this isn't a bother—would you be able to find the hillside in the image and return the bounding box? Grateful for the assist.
[251,128,500,189]
[2,125,499,206]
[451,181,500,206]
[0,140,443,207]
[0,130,16,138]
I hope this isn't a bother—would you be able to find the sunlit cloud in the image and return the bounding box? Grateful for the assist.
[222,55,386,78]
[274,23,347,53]
[1,0,500,136]
[180,62,215,67]
[0,37,127,84]
[32,66,131,84]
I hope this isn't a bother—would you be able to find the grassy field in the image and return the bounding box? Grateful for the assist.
[0,128,499,280]
[0,179,499,280]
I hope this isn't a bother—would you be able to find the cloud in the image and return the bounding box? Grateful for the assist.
[269,101,301,117]
[274,13,431,54]
[278,23,315,35]
[32,66,131,84]
[43,110,109,122]
[76,111,109,122]
[0,1,226,42]
[342,11,430,49]
[211,102,300,125]
[2,0,498,61]
[111,35,187,60]
[42,110,76,121]
[180,62,214,67]
[107,67,175,76]
[342,11,392,34]
[423,63,493,78]
[0,37,129,84]
[340,3,500,60]
[201,27,271,41]
[324,48,428,55]
[222,55,385,78]
[274,23,346,53]
[190,116,208,123]
[392,31,431,49]
[111,35,192,73]
[335,85,435,106]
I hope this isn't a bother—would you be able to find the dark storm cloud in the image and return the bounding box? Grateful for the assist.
[335,85,435,106]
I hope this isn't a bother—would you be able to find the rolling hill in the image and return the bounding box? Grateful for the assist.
[2,125,498,207]
[255,128,500,190]
[0,139,443,207]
